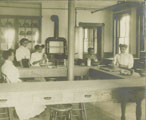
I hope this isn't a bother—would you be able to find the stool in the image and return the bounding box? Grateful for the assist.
[79,103,87,120]
[50,104,72,120]
[72,103,87,120]
[0,107,12,120]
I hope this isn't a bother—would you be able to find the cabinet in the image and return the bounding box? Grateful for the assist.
[0,16,41,50]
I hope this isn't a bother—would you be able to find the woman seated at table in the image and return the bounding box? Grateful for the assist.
[1,49,46,120]
[1,49,22,83]
[84,48,99,66]
[113,44,134,69]
[30,45,48,66]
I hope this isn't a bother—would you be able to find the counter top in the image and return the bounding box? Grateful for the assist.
[18,65,142,80]
[0,78,145,93]
[90,67,141,79]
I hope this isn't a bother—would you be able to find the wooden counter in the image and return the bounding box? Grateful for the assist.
[0,65,144,108]
[89,67,141,79]
[18,66,97,78]
[18,65,141,80]
[0,79,145,107]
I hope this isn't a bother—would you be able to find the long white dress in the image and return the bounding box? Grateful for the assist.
[1,60,46,120]
[30,52,43,66]
[16,46,30,62]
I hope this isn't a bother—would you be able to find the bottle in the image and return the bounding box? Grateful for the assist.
[87,58,91,66]
[64,59,67,66]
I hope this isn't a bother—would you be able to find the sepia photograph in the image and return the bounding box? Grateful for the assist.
[0,0,145,120]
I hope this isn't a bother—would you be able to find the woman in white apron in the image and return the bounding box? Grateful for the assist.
[1,49,46,120]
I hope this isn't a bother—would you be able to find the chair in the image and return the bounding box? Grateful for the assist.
[0,72,12,120]
[1,73,10,83]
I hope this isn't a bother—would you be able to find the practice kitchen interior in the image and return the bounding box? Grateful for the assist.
[0,0,145,120]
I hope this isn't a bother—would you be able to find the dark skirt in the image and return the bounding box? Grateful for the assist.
[112,87,145,103]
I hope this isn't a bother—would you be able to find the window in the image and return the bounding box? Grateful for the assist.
[0,18,16,50]
[4,28,15,49]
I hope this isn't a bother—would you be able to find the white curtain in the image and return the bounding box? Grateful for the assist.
[75,27,84,59]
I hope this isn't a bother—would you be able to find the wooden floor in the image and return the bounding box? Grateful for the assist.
[11,99,145,120]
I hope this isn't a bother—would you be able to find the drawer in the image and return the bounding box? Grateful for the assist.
[33,92,63,105]
[73,90,112,103]
[95,90,112,102]
[0,94,13,107]
[73,91,98,102]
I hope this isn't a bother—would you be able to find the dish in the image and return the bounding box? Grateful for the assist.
[120,69,133,76]
[48,66,56,69]
[40,64,47,67]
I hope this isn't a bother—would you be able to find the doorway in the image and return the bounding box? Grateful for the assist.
[75,23,104,60]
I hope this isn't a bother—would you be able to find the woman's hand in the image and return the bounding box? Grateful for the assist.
[119,64,128,69]
[32,60,42,65]
[43,53,47,59]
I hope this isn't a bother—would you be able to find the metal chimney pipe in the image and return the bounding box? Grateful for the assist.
[51,15,59,39]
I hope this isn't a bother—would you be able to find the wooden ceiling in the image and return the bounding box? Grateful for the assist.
[0,0,144,10]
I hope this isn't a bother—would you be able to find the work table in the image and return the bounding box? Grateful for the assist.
[0,79,145,107]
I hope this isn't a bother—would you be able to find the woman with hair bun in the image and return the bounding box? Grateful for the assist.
[113,44,134,69]
[1,49,46,120]
[113,44,144,120]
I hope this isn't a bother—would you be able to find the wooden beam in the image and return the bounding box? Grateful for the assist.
[79,22,104,28]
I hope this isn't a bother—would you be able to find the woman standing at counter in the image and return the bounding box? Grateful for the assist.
[1,49,46,120]
[15,38,30,68]
[30,45,48,67]
[113,44,144,120]
[113,44,134,69]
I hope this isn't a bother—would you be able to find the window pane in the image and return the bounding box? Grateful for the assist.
[4,28,15,49]
[120,16,126,37]
[118,14,130,53]
[84,41,88,53]
[125,15,130,37]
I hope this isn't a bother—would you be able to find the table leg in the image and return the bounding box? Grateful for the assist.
[121,102,126,120]
[136,100,142,120]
